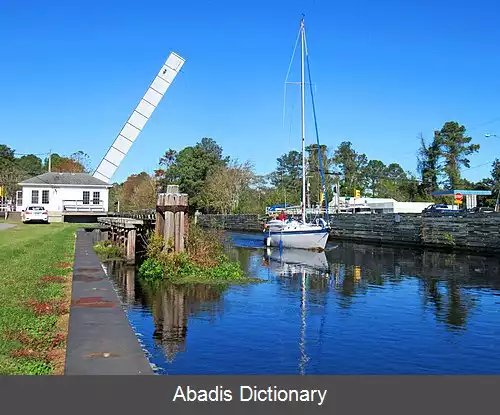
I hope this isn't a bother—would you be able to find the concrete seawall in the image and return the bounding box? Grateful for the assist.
[197,213,500,254]
[65,229,153,375]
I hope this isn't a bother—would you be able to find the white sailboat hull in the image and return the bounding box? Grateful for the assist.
[267,227,329,250]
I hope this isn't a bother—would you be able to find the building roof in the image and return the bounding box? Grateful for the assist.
[19,172,110,187]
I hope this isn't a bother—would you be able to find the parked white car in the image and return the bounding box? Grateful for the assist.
[21,206,49,223]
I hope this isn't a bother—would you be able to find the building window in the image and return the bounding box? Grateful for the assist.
[92,191,100,205]
[31,190,39,204]
[42,190,49,204]
[83,191,90,205]
[16,191,22,206]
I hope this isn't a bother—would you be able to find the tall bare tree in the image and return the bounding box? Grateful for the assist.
[202,160,254,214]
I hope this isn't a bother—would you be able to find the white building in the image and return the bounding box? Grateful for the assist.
[329,197,433,214]
[16,172,111,214]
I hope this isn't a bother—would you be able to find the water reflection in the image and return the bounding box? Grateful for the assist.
[262,248,330,375]
[323,243,500,330]
[145,283,224,362]
[106,234,500,374]
[108,261,226,363]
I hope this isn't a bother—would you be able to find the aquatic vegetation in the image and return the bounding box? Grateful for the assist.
[443,233,456,246]
[138,257,164,281]
[93,240,124,259]
[139,224,260,285]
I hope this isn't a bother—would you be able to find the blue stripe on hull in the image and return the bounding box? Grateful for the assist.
[268,229,329,236]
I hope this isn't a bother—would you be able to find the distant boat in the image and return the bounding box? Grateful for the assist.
[264,17,330,251]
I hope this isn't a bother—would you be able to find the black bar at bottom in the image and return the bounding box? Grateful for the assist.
[0,376,497,414]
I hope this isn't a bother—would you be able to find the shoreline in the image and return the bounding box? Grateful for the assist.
[64,229,153,375]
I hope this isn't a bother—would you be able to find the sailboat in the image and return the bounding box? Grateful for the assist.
[264,17,330,251]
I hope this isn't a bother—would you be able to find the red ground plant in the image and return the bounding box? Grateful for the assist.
[10,349,45,360]
[25,299,68,316]
[50,333,66,348]
[39,276,67,285]
[55,262,72,269]
[5,329,67,362]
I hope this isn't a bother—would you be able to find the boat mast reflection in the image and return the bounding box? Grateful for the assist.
[263,247,331,375]
[299,268,309,375]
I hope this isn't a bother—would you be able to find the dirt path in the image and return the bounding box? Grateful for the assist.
[0,223,15,231]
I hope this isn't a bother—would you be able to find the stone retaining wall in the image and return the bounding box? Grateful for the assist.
[329,213,422,245]
[330,213,500,253]
[421,214,500,252]
[197,212,500,254]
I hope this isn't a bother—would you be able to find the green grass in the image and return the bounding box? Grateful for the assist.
[0,222,80,375]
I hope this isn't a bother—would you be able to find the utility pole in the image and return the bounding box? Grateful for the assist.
[336,175,340,213]
[48,149,52,172]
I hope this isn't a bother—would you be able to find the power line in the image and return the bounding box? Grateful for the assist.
[13,151,51,156]
[468,116,500,133]
[464,160,496,170]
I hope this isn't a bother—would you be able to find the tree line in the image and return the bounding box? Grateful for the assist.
[0,144,90,199]
[3,119,499,212]
[112,120,500,214]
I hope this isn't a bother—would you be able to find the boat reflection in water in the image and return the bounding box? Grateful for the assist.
[263,247,332,375]
[263,247,330,275]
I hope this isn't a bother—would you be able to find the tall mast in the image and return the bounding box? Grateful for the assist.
[300,17,306,224]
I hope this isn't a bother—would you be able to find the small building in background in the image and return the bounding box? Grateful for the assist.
[16,172,112,220]
[431,189,492,211]
[329,197,433,214]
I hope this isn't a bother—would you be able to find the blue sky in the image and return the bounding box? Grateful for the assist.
[2,0,500,184]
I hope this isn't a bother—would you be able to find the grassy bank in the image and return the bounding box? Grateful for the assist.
[0,223,80,375]
[139,224,261,286]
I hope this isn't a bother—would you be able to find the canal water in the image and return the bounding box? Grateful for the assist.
[103,231,500,375]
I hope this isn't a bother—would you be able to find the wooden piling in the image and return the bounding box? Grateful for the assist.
[156,185,189,253]
[126,229,136,262]
[155,209,165,237]
[97,216,154,265]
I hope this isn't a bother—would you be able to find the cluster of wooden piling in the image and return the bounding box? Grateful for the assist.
[155,185,189,252]
[97,218,144,262]
[97,185,188,263]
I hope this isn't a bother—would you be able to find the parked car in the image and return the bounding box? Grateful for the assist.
[469,206,495,214]
[21,206,49,223]
[422,204,452,213]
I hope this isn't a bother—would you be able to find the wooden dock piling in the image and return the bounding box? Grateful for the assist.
[126,228,136,262]
[96,186,188,263]
[97,217,147,264]
[156,185,189,252]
